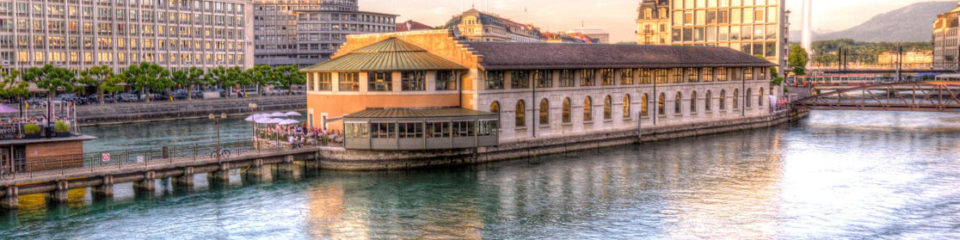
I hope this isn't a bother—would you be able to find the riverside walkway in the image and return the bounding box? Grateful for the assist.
[0,144,341,209]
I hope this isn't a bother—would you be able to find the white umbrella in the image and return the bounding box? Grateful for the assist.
[255,118,279,124]
[244,115,258,122]
[270,112,287,117]
[284,111,302,117]
[278,119,301,125]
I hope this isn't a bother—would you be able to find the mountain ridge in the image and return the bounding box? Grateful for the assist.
[812,1,956,42]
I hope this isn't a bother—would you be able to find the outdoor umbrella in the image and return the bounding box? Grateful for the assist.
[270,112,287,117]
[278,119,301,125]
[284,112,302,117]
[255,118,279,124]
[0,104,18,114]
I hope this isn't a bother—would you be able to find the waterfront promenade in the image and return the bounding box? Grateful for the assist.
[3,95,307,126]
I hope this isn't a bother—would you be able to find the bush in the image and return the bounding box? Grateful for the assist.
[54,121,70,133]
[23,124,41,135]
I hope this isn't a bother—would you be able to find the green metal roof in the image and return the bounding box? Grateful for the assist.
[344,108,497,119]
[302,38,468,72]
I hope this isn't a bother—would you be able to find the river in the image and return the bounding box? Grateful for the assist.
[2,111,960,239]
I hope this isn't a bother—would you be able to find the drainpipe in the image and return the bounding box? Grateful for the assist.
[652,69,657,126]
[531,73,537,138]
[742,68,746,117]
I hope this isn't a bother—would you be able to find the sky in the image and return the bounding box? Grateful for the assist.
[359,0,952,43]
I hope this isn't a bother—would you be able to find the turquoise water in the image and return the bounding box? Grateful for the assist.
[3,111,960,239]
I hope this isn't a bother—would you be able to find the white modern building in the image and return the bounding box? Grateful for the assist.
[0,0,254,72]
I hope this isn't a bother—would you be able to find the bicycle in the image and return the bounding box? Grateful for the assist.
[210,149,231,159]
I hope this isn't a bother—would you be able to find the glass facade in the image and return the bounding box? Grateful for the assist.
[0,0,252,72]
[253,0,395,67]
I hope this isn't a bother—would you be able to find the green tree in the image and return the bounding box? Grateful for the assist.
[227,67,247,98]
[788,45,809,76]
[245,65,272,97]
[0,67,27,100]
[271,65,305,95]
[23,65,77,123]
[123,63,173,103]
[0,67,26,120]
[79,65,124,104]
[204,66,237,97]
[171,67,204,101]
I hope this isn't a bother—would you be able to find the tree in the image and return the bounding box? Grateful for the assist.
[271,65,305,95]
[788,45,809,76]
[171,67,204,101]
[123,63,173,103]
[0,67,26,120]
[227,67,247,98]
[245,65,272,97]
[0,67,26,100]
[22,65,77,125]
[204,66,233,97]
[79,66,124,104]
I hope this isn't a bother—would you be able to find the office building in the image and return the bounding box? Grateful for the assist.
[636,0,788,72]
[253,0,395,67]
[0,0,254,72]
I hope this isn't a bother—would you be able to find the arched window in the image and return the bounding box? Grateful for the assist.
[516,100,526,128]
[758,88,764,107]
[746,88,753,108]
[658,93,666,115]
[719,90,726,110]
[641,94,649,117]
[623,94,631,119]
[491,101,500,114]
[562,98,571,123]
[584,97,593,122]
[690,91,697,113]
[603,95,612,120]
[539,99,549,125]
[733,89,740,109]
[674,92,682,114]
[705,91,712,111]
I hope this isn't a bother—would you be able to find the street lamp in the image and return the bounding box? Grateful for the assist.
[248,103,259,152]
[209,113,228,161]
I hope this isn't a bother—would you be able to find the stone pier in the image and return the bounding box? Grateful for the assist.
[208,163,230,185]
[173,167,195,190]
[134,171,156,193]
[93,176,114,199]
[1,186,18,209]
[243,159,267,183]
[277,156,298,180]
[46,181,70,204]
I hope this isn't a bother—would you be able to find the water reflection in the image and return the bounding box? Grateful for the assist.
[3,111,960,239]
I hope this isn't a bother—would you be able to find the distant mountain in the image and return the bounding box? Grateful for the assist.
[816,1,956,42]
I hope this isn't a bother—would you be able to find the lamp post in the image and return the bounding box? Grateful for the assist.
[209,113,227,161]
[248,103,259,152]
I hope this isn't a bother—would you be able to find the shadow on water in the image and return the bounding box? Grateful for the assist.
[3,111,960,239]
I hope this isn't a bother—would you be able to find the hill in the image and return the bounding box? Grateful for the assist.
[816,1,956,42]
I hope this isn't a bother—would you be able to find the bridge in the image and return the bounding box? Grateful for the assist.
[792,81,960,112]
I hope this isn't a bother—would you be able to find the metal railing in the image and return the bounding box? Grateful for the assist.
[0,136,343,180]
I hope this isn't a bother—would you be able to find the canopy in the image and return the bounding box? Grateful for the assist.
[284,112,302,117]
[277,119,301,125]
[0,104,18,114]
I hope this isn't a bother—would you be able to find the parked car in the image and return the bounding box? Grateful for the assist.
[117,93,138,102]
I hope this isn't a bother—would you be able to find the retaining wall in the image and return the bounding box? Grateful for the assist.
[317,110,808,170]
[72,95,306,126]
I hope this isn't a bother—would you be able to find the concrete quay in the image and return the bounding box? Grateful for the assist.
[0,109,806,209]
